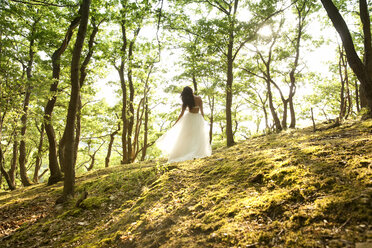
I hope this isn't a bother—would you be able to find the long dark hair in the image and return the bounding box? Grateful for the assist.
[181,86,195,109]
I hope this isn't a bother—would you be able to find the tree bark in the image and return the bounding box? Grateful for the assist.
[355,80,360,112]
[0,147,16,190]
[320,0,372,115]
[61,0,91,200]
[19,84,33,187]
[141,99,149,161]
[226,28,235,146]
[267,79,282,132]
[119,20,128,164]
[339,46,346,119]
[33,123,44,183]
[127,40,136,163]
[9,133,18,188]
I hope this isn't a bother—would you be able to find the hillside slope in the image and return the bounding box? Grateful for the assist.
[0,119,371,248]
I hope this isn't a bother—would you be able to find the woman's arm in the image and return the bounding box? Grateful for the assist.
[174,105,186,125]
[200,98,205,117]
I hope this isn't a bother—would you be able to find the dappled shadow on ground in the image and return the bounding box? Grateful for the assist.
[0,119,371,248]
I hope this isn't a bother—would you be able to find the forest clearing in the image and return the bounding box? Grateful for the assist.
[1,118,371,247]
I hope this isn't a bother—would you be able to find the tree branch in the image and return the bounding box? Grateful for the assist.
[10,0,76,7]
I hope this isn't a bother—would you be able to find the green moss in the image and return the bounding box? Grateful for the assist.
[58,208,83,218]
[80,196,109,209]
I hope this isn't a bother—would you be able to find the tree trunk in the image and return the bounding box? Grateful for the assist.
[288,85,296,128]
[321,0,372,115]
[119,21,128,164]
[355,80,360,112]
[61,0,91,200]
[86,142,104,171]
[127,39,137,163]
[209,95,215,144]
[19,86,33,187]
[339,48,346,119]
[345,74,352,119]
[226,29,235,146]
[192,74,198,94]
[267,80,282,132]
[0,147,16,190]
[45,13,80,185]
[141,100,149,161]
[282,100,288,129]
[33,123,44,183]
[106,123,120,167]
[360,82,368,108]
[73,101,82,167]
[9,133,18,188]
[19,17,39,187]
[73,18,100,167]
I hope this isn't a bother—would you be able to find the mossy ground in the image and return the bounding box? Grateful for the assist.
[0,119,371,247]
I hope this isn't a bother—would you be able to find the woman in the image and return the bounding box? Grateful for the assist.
[156,86,212,163]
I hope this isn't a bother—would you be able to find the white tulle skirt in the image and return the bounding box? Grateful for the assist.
[156,112,212,163]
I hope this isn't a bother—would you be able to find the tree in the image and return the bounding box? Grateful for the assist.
[320,0,372,116]
[60,0,91,200]
[44,10,81,185]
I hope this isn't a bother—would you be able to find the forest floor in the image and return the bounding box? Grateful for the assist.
[0,118,371,248]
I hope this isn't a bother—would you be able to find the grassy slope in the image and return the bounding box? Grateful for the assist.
[0,119,371,248]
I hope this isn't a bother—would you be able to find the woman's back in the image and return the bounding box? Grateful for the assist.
[189,96,202,113]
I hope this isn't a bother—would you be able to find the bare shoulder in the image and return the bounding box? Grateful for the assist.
[194,95,202,102]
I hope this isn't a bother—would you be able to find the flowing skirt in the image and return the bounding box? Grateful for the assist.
[156,112,212,163]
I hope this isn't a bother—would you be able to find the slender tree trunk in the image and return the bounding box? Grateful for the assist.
[345,75,352,118]
[339,60,346,119]
[140,68,152,161]
[209,95,214,144]
[19,86,33,186]
[282,100,288,129]
[226,29,235,146]
[106,122,120,167]
[311,108,316,132]
[0,147,16,190]
[192,74,198,94]
[86,142,104,171]
[33,123,44,183]
[118,20,128,164]
[141,100,149,161]
[61,0,91,200]
[288,84,296,128]
[267,80,282,132]
[73,18,101,167]
[19,17,39,187]
[9,133,18,188]
[127,39,137,163]
[45,13,80,185]
[73,101,81,166]
[356,80,360,112]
